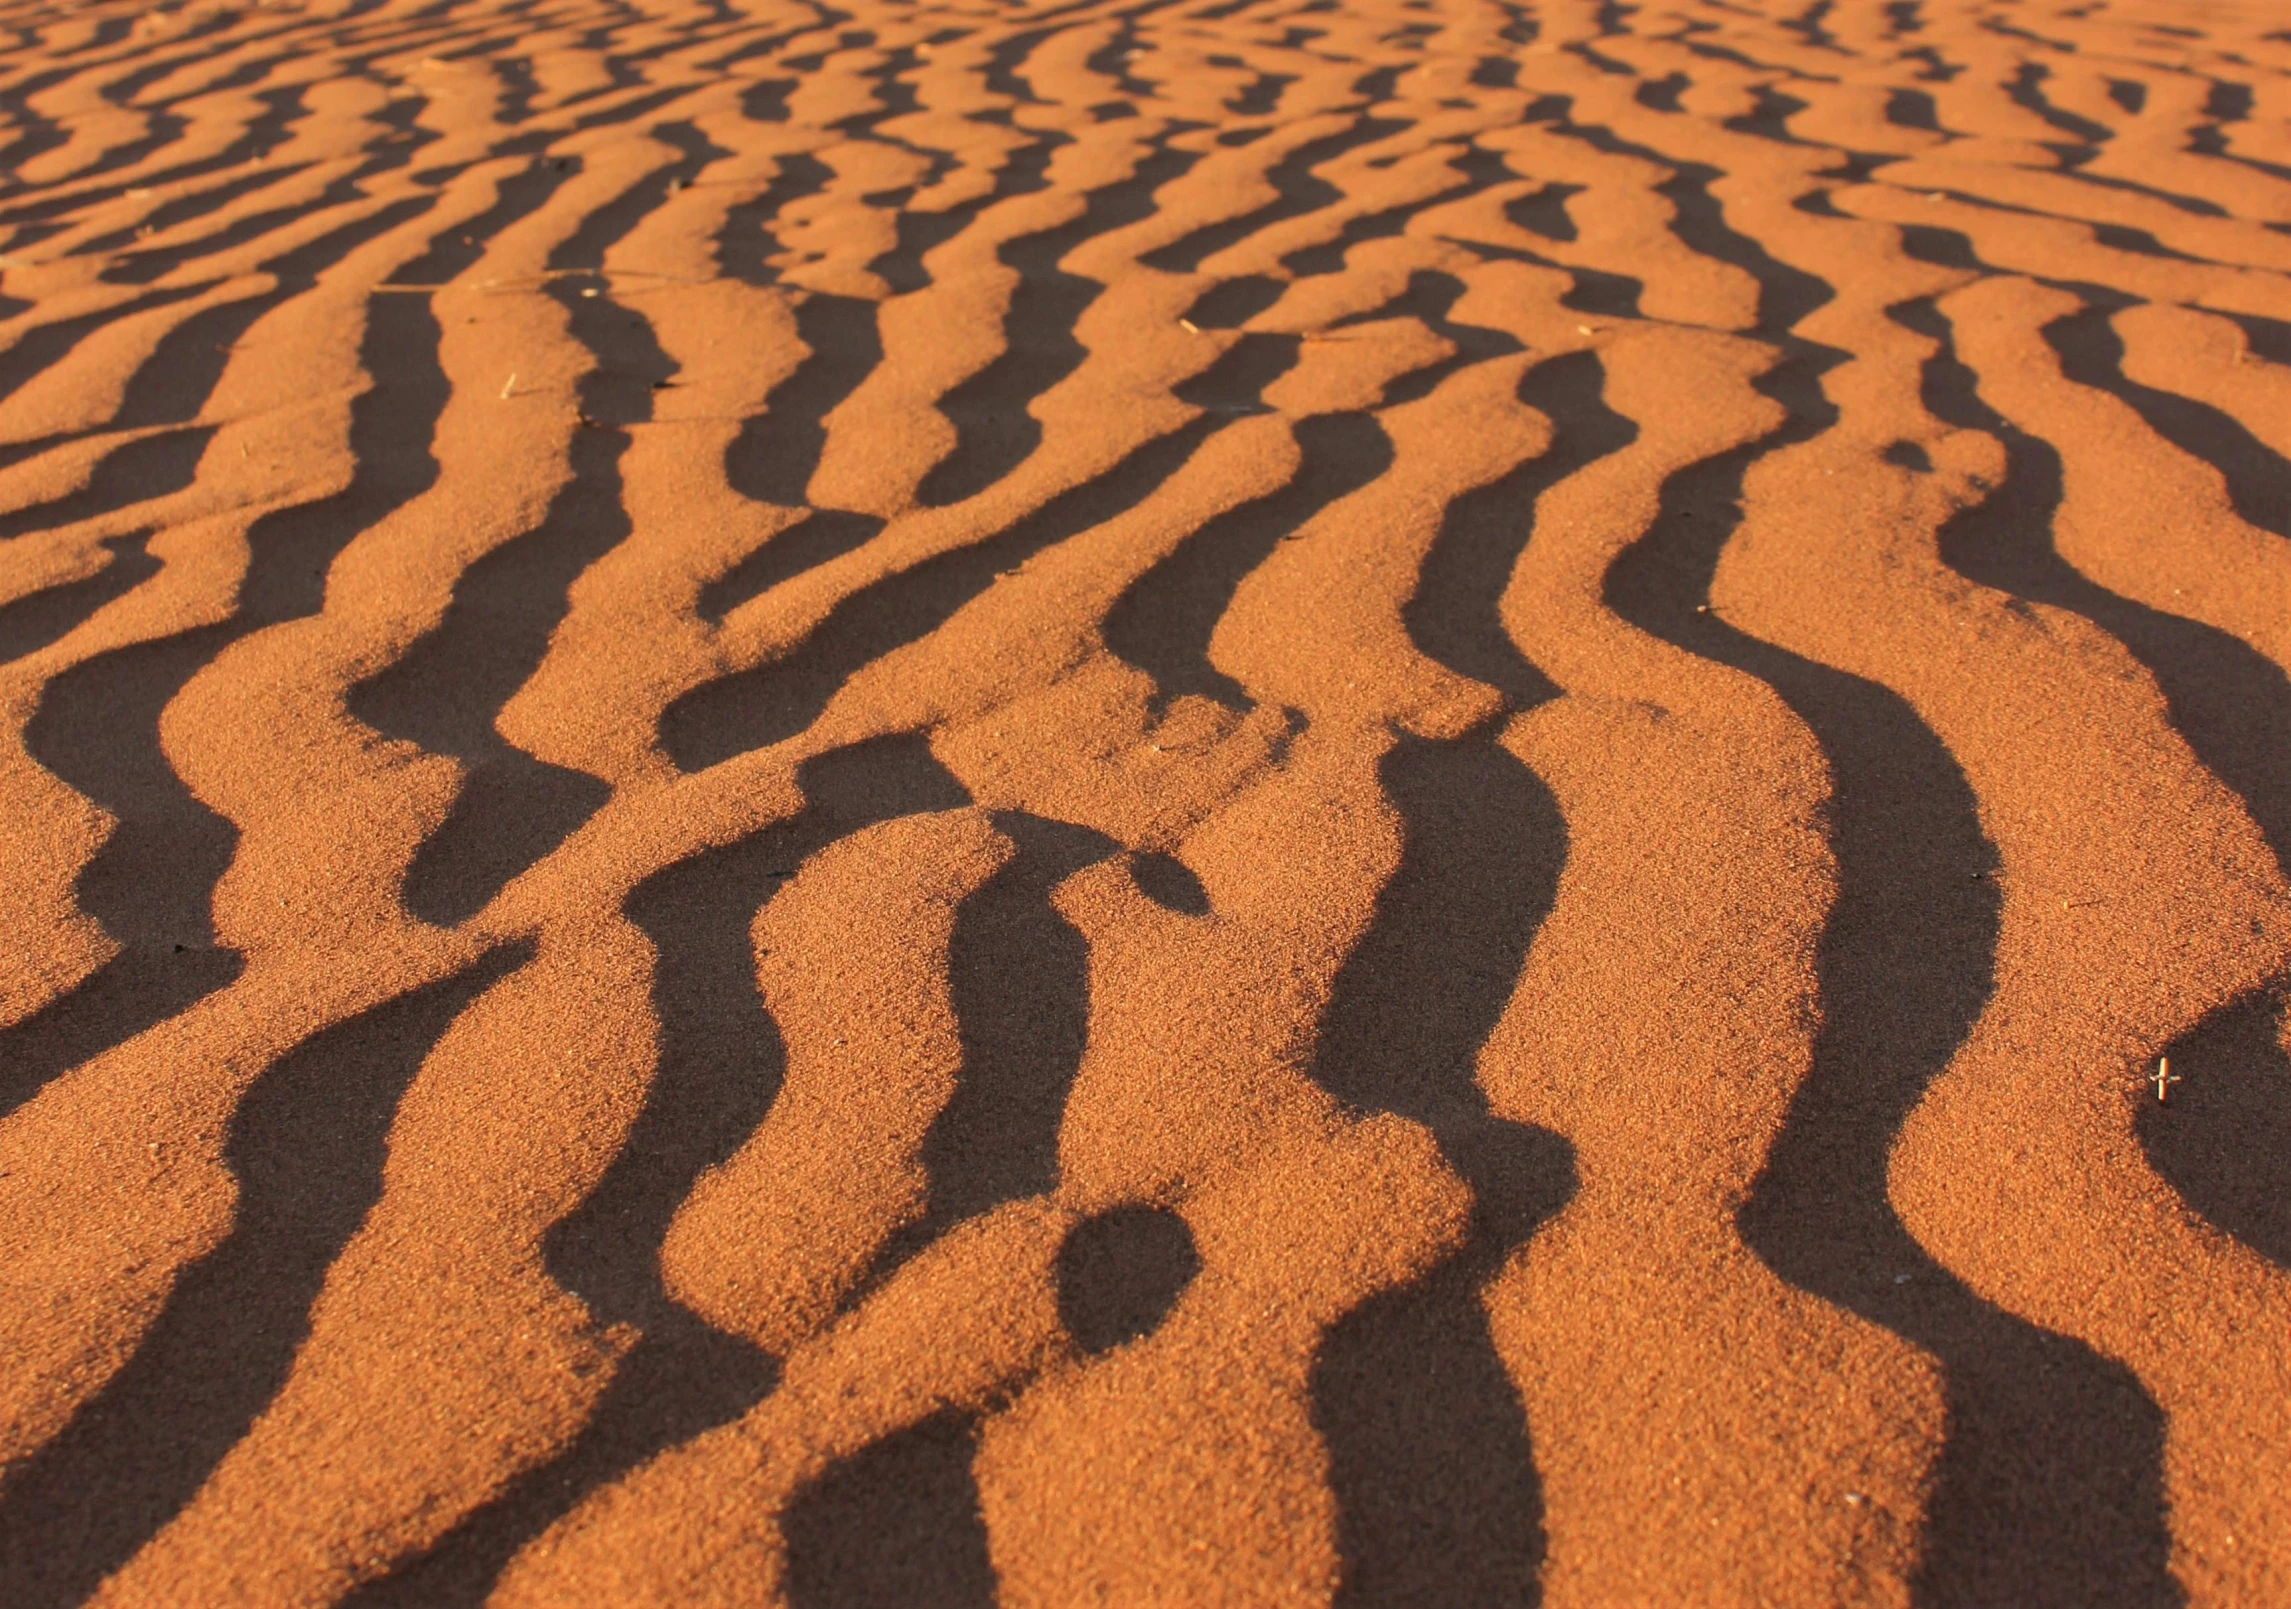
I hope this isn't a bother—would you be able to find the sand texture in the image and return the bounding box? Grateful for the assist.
[0,0,2288,1601]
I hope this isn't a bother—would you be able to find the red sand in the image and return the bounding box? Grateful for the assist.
[1,0,2288,1602]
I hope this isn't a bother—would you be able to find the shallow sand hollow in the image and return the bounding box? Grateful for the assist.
[1,0,2289,1602]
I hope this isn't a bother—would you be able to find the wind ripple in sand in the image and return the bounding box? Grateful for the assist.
[1,0,2289,1605]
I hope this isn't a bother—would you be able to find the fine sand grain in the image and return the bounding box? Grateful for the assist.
[1,0,2288,1603]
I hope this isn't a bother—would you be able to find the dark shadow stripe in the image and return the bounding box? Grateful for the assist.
[725,284,877,510]
[0,529,159,664]
[0,163,571,1119]
[663,412,1216,773]
[2041,300,2287,545]
[1338,267,1520,409]
[915,141,1196,509]
[782,1410,997,1609]
[701,508,885,623]
[1592,190,2177,1593]
[351,139,724,928]
[1140,115,1403,275]
[1102,410,1388,716]
[1306,732,1573,1608]
[347,734,969,1606]
[865,810,1116,1284]
[8,620,247,1121]
[0,943,532,1609]
[1404,348,1631,712]
[0,283,212,417]
[1900,294,2291,898]
[111,194,436,434]
[0,428,213,546]
[2137,985,2291,1272]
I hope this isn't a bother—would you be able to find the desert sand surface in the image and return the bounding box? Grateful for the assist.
[0,0,2288,1602]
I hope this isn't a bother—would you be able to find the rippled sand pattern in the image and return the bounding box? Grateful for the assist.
[2,0,2289,1602]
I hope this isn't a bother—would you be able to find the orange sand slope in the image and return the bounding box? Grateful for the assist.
[1,0,2289,1602]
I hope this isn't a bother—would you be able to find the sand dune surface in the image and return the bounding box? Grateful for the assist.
[1,0,2289,1602]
